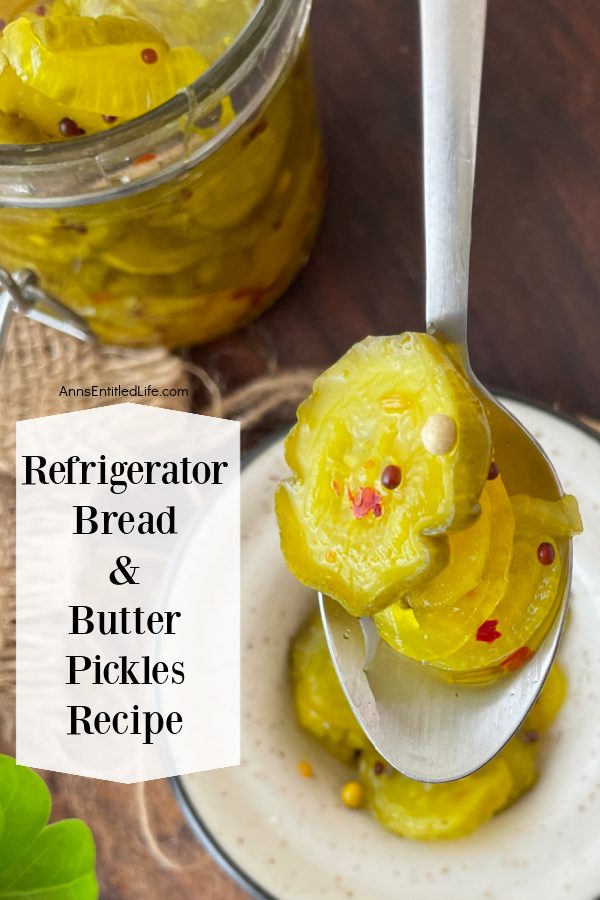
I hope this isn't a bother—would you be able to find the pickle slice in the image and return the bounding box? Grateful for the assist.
[289,612,563,840]
[57,0,257,63]
[183,90,292,231]
[101,227,211,275]
[403,488,492,610]
[290,610,369,764]
[439,495,582,678]
[2,15,207,117]
[402,476,493,611]
[495,737,538,809]
[374,476,514,662]
[496,666,567,808]
[523,661,567,733]
[510,493,583,538]
[0,56,114,139]
[358,748,512,840]
[276,333,492,617]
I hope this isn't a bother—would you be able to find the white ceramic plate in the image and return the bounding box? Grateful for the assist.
[173,398,600,900]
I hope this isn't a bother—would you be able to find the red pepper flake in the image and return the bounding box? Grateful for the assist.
[102,115,118,124]
[537,542,555,566]
[141,47,159,64]
[373,760,385,776]
[364,459,375,470]
[500,646,533,672]
[476,619,502,643]
[487,460,499,480]
[58,117,85,137]
[520,730,540,744]
[331,479,341,496]
[350,487,382,519]
[133,152,157,166]
[35,4,46,15]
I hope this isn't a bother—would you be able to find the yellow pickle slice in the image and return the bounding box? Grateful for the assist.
[2,15,207,118]
[374,475,515,662]
[290,611,369,764]
[437,494,582,680]
[290,611,566,841]
[275,333,492,617]
[375,491,581,678]
[358,747,513,840]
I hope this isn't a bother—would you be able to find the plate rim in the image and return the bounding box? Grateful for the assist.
[170,391,600,900]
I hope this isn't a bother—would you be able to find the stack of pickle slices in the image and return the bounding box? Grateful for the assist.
[277,332,582,682]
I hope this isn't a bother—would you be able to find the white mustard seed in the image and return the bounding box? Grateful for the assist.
[421,414,457,455]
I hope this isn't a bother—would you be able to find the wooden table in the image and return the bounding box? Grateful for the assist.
[31,2,600,898]
[192,0,600,420]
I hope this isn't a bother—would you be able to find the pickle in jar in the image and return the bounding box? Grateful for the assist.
[0,0,325,346]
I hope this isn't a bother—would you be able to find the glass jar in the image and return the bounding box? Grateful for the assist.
[0,0,325,347]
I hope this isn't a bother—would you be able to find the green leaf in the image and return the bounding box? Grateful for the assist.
[0,757,51,870]
[0,756,98,899]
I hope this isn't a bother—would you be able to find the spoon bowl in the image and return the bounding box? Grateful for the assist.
[319,0,574,781]
[320,389,572,783]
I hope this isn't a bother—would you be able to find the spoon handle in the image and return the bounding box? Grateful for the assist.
[420,0,487,352]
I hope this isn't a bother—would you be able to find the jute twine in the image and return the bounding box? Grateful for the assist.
[0,314,316,873]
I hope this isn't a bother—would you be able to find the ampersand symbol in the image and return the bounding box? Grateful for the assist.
[109,556,140,585]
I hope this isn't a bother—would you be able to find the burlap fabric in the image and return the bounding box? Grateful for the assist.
[0,315,190,476]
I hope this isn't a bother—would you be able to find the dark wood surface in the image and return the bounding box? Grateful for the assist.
[19,3,600,899]
[193,0,600,421]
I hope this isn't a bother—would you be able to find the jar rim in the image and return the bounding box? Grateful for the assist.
[0,0,311,207]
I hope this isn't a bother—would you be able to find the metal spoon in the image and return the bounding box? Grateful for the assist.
[319,0,573,782]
